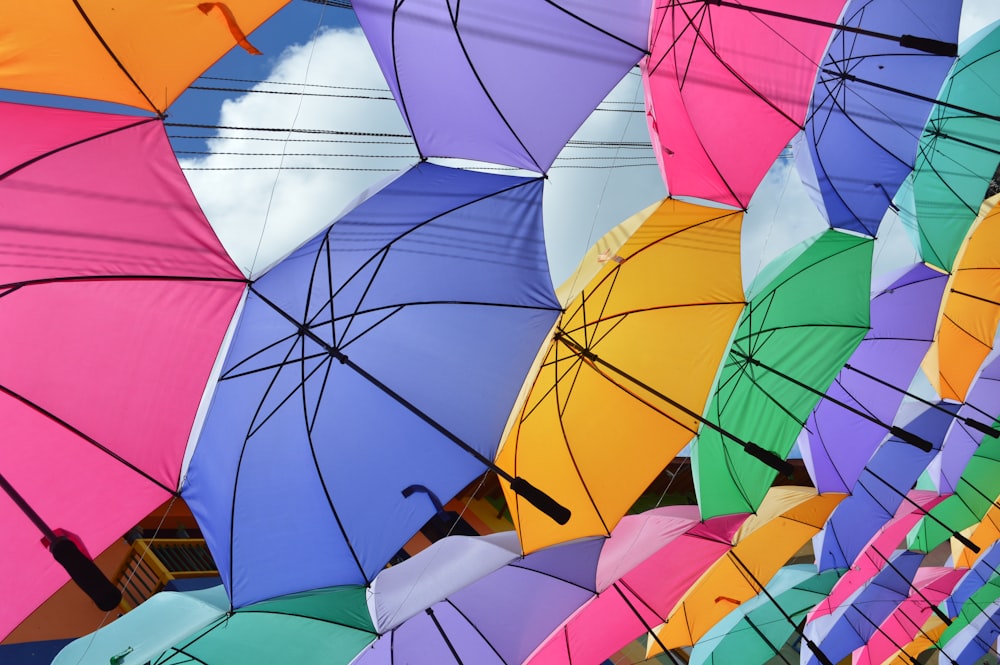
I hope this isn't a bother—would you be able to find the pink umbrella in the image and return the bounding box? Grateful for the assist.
[0,100,246,639]
[524,505,747,665]
[642,0,844,208]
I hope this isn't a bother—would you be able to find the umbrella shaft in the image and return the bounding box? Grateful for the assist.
[0,472,56,541]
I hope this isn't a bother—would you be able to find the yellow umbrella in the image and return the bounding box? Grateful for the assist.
[922,194,1000,401]
[496,197,746,553]
[0,1,289,114]
[645,486,845,654]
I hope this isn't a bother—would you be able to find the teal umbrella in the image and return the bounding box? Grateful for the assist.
[689,565,843,665]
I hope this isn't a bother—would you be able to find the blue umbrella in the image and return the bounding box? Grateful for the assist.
[944,541,1000,619]
[183,162,564,608]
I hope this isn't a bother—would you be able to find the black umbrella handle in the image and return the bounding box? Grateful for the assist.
[510,477,571,525]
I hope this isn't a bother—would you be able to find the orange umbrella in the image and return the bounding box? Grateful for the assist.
[1,1,289,114]
[497,198,746,553]
[922,195,1000,401]
[645,486,845,654]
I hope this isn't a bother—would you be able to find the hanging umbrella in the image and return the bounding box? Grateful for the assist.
[524,505,747,665]
[945,541,1000,619]
[853,566,966,665]
[800,261,949,495]
[797,0,960,236]
[922,199,1000,401]
[1,1,290,115]
[688,564,843,665]
[350,0,650,173]
[814,401,959,572]
[646,486,844,655]
[810,490,945,624]
[182,161,565,609]
[939,588,1000,664]
[802,549,924,665]
[51,586,231,665]
[692,228,873,520]
[642,0,845,208]
[910,20,1000,272]
[496,197,746,552]
[0,100,247,639]
[355,534,605,665]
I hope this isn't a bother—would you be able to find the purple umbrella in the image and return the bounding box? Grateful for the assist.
[800,262,948,494]
[351,0,650,173]
[354,535,605,665]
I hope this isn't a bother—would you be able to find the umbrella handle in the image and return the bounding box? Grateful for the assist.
[510,477,571,525]
[49,535,122,611]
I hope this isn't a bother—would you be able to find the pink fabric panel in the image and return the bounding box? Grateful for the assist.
[643,0,844,208]
[808,491,945,622]
[852,567,965,665]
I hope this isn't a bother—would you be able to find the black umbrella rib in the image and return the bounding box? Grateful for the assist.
[610,582,685,665]
[744,615,794,665]
[70,0,163,114]
[554,331,793,476]
[730,348,935,453]
[0,117,158,182]
[0,273,248,292]
[543,0,648,55]
[249,290,572,525]
[389,0,425,159]
[705,0,957,56]
[0,383,177,495]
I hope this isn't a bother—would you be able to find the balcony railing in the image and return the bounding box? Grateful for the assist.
[112,538,217,612]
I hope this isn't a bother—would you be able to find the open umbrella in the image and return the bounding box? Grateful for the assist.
[1,1,290,115]
[183,161,565,608]
[688,564,843,665]
[938,582,1000,665]
[642,0,844,208]
[350,0,650,173]
[797,0,960,236]
[496,197,745,552]
[692,228,873,520]
[646,486,845,655]
[524,505,747,665]
[0,100,247,639]
[910,20,1000,272]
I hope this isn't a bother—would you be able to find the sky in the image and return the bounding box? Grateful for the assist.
[168,0,1000,292]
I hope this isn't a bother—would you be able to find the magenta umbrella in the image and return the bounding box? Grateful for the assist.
[524,505,747,665]
[0,101,246,639]
[642,0,844,208]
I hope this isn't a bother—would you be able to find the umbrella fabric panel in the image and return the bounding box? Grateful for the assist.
[800,263,948,493]
[801,0,960,236]
[940,596,1000,665]
[0,1,291,114]
[643,0,844,208]
[912,21,1000,271]
[155,585,376,665]
[945,541,1000,618]
[353,0,650,172]
[693,230,872,519]
[498,199,744,551]
[185,163,562,607]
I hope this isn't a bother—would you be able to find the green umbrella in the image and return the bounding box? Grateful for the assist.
[689,565,843,665]
[938,570,1000,649]
[693,229,873,519]
[153,585,376,665]
[910,21,1000,271]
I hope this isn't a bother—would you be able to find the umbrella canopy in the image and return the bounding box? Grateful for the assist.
[803,549,924,665]
[0,100,246,639]
[911,21,1000,272]
[52,586,231,665]
[945,541,1000,619]
[647,486,845,652]
[524,505,746,665]
[0,1,290,114]
[798,0,960,236]
[351,0,650,173]
[852,565,965,665]
[354,535,604,665]
[693,228,873,519]
[814,402,957,572]
[939,589,1000,664]
[497,197,745,552]
[801,262,949,494]
[642,0,844,208]
[182,162,563,608]
[154,585,377,665]
[688,564,843,665]
[922,199,1000,401]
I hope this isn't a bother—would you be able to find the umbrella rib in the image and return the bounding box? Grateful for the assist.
[543,0,649,54]
[0,116,159,182]
[220,331,305,380]
[0,273,248,292]
[743,614,794,665]
[431,602,500,665]
[0,383,176,495]
[389,0,426,159]
[610,582,685,665]
[69,0,163,113]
